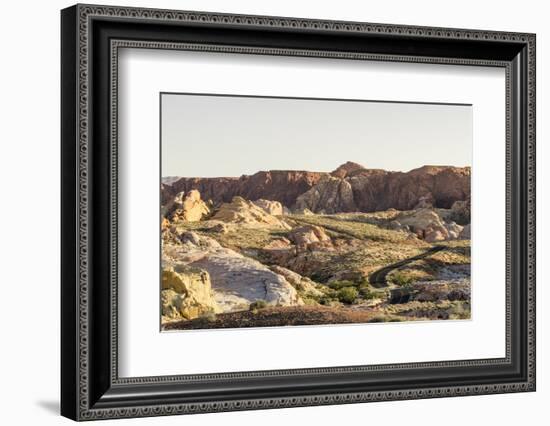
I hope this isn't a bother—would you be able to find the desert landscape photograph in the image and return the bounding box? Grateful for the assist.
[160,94,472,331]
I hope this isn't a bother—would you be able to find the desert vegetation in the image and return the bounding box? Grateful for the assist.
[160,162,471,330]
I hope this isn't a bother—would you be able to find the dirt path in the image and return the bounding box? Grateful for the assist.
[369,246,447,288]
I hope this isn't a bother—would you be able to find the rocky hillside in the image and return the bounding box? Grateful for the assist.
[166,170,324,208]
[163,162,470,214]
[162,231,302,317]
[161,188,471,328]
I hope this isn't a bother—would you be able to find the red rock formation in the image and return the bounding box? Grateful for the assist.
[163,163,470,213]
[168,170,324,207]
[350,165,471,212]
[331,161,368,179]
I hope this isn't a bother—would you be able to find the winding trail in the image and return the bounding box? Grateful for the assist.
[369,246,448,288]
[291,216,452,290]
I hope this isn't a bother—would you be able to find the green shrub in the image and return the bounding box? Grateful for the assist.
[319,296,336,306]
[302,297,321,306]
[358,285,376,300]
[391,271,414,287]
[249,300,268,312]
[328,280,356,290]
[354,276,369,286]
[337,287,359,304]
[310,271,331,283]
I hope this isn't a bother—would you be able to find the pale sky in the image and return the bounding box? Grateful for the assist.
[161,93,472,177]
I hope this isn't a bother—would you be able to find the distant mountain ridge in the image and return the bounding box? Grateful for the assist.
[161,176,184,186]
[162,162,471,213]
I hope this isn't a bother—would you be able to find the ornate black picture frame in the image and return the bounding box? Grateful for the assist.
[61,4,536,421]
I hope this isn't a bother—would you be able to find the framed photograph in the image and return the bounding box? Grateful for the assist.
[158,93,475,330]
[61,4,536,421]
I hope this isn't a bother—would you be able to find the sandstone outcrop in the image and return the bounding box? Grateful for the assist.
[294,176,355,214]
[263,237,292,250]
[444,221,464,240]
[252,199,285,216]
[261,238,296,265]
[414,194,435,209]
[424,227,447,243]
[451,196,471,225]
[168,170,324,208]
[330,161,368,179]
[163,163,470,214]
[164,190,211,222]
[289,224,331,247]
[295,165,471,214]
[396,208,463,242]
[163,232,303,312]
[161,265,220,321]
[212,196,290,229]
[269,265,324,297]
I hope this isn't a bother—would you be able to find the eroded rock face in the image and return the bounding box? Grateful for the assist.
[212,196,290,229]
[161,266,220,322]
[261,238,296,265]
[451,196,471,225]
[269,265,324,297]
[167,190,211,222]
[163,232,302,312]
[424,226,448,243]
[289,224,331,247]
[330,161,367,179]
[445,221,464,240]
[397,208,447,237]
[294,176,355,214]
[396,208,463,242]
[164,164,470,214]
[169,170,324,208]
[294,165,471,214]
[162,266,209,295]
[261,233,361,280]
[161,289,185,321]
[414,194,435,209]
[252,199,285,216]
